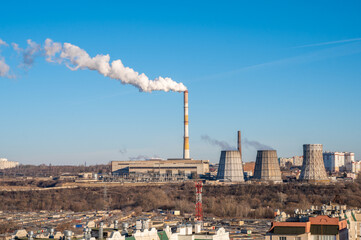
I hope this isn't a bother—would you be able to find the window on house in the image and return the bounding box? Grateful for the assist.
[279,237,286,240]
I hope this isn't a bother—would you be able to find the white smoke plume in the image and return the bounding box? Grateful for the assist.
[129,154,161,160]
[3,38,187,92]
[12,39,41,68]
[0,39,8,47]
[44,38,187,92]
[201,134,274,151]
[0,39,10,77]
[44,38,62,62]
[0,57,10,77]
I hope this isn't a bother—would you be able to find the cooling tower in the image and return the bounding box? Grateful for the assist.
[253,150,282,182]
[299,144,328,182]
[216,150,244,182]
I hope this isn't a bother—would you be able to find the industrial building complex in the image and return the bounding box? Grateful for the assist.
[3,89,359,185]
[111,159,209,177]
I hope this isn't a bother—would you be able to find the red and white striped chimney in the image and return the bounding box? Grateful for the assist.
[183,90,190,159]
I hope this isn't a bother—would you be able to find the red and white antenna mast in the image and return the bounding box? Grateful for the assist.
[195,180,203,221]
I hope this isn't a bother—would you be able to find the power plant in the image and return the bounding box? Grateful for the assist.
[299,144,329,182]
[111,90,211,179]
[253,150,282,183]
[111,88,345,185]
[216,131,245,182]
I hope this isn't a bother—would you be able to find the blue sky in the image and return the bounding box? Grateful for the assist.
[0,0,361,165]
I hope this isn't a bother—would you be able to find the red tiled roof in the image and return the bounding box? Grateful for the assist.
[269,215,348,233]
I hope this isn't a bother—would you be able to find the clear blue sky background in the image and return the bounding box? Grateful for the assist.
[1,0,360,165]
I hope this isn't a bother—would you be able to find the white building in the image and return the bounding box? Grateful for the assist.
[324,152,345,172]
[323,152,356,172]
[351,161,361,174]
[293,156,303,166]
[279,157,293,168]
[345,152,355,172]
[105,224,229,240]
[0,158,19,170]
[278,156,303,167]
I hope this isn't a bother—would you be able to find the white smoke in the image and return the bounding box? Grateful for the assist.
[12,39,41,68]
[44,38,187,92]
[0,39,10,77]
[2,38,187,92]
[129,154,161,160]
[44,38,62,63]
[0,39,8,47]
[0,57,10,77]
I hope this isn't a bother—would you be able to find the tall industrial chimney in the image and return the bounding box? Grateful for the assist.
[183,90,190,159]
[237,130,242,158]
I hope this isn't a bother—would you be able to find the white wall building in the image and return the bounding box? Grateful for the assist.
[323,152,356,172]
[345,152,355,172]
[105,225,229,240]
[0,158,19,169]
[351,161,361,174]
[323,152,345,172]
[278,156,303,167]
[278,157,293,168]
[293,156,303,166]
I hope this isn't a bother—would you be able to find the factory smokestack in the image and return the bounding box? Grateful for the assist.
[237,130,242,158]
[183,90,190,159]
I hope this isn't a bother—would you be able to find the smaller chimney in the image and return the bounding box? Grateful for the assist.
[237,130,242,158]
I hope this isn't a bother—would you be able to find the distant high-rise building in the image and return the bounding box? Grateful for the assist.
[278,157,293,168]
[323,152,345,172]
[292,156,303,166]
[300,144,328,182]
[323,152,355,172]
[345,152,355,172]
[351,160,361,173]
[278,156,303,168]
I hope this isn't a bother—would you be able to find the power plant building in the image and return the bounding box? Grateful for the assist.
[253,150,282,182]
[300,144,328,182]
[111,159,209,177]
[216,150,244,182]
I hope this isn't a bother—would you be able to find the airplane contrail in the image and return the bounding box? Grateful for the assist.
[293,38,361,48]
